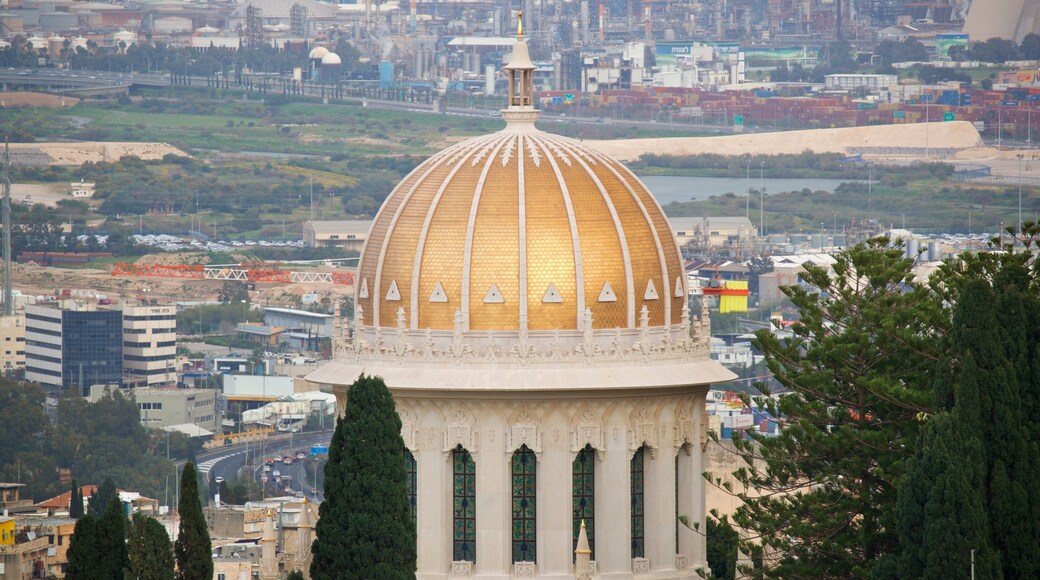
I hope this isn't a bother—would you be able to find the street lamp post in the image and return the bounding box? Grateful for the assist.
[759,161,766,238]
[745,155,751,220]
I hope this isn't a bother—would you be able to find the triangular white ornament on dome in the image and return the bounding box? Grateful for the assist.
[358,278,369,299]
[385,280,401,301]
[644,279,659,300]
[674,276,684,298]
[598,281,617,302]
[484,283,504,304]
[542,283,563,303]
[429,282,448,303]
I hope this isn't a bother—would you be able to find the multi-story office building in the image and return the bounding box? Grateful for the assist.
[88,385,219,434]
[123,305,177,387]
[0,314,25,376]
[24,303,123,395]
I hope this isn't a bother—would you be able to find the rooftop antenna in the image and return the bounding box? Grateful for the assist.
[2,140,12,316]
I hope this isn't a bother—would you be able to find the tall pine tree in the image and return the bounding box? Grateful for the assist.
[69,479,83,519]
[879,356,1001,579]
[311,374,416,579]
[88,477,118,516]
[882,270,1040,579]
[127,512,175,580]
[66,515,101,580]
[96,497,129,579]
[174,461,213,580]
[726,240,948,578]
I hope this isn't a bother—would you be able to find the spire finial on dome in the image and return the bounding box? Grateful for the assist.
[501,13,538,128]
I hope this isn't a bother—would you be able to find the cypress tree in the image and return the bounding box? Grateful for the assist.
[312,399,350,576]
[127,512,175,580]
[89,477,118,516]
[885,275,1040,579]
[174,461,213,580]
[96,497,129,580]
[69,479,83,519]
[66,515,101,580]
[882,357,1001,580]
[311,374,416,579]
[989,276,1040,578]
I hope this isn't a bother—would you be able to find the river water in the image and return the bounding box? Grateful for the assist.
[637,175,864,205]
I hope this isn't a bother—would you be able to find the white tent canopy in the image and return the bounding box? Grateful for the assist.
[162,423,215,438]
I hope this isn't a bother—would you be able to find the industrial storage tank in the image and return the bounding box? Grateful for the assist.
[928,241,941,262]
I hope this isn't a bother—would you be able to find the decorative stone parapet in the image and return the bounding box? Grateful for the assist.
[514,561,536,577]
[450,561,473,577]
[675,554,688,570]
[632,557,651,575]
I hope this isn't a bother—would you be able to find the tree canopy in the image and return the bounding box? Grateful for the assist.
[720,228,1040,578]
[174,462,213,580]
[312,374,416,579]
[127,512,175,580]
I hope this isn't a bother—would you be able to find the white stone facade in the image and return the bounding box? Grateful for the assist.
[392,389,710,579]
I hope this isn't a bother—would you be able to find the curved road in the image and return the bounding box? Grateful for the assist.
[187,430,332,500]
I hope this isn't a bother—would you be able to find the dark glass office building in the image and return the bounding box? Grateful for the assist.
[62,310,123,395]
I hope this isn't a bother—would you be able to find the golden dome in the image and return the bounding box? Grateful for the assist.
[354,124,686,333]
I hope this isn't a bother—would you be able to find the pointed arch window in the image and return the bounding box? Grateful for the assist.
[631,446,646,558]
[405,449,417,527]
[573,444,596,560]
[452,445,476,562]
[511,445,537,563]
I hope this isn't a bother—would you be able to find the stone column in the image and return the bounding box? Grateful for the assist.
[595,430,631,577]
[690,396,708,570]
[538,442,572,576]
[476,424,509,578]
[676,445,696,570]
[417,428,449,577]
[647,435,678,573]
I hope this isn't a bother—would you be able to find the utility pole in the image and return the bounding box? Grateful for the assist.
[2,141,12,316]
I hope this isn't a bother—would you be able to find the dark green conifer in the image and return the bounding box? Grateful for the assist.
[88,477,118,516]
[174,462,213,580]
[69,479,83,519]
[126,512,175,580]
[96,497,129,580]
[311,374,416,579]
[66,515,101,580]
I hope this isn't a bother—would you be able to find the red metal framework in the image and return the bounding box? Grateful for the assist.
[111,263,355,286]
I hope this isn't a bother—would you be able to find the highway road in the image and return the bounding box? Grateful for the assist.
[187,429,332,502]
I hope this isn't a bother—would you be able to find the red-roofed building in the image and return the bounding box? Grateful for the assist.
[34,486,159,516]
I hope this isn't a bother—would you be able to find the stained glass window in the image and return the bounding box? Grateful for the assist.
[512,445,537,563]
[631,446,645,559]
[572,444,596,560]
[405,449,417,527]
[453,445,476,562]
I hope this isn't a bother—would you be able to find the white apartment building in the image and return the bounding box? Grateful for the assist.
[123,305,177,386]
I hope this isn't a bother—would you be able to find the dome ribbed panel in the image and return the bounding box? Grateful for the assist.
[378,150,476,327]
[357,165,430,324]
[571,141,668,327]
[538,136,628,330]
[468,139,521,331]
[524,139,577,331]
[411,150,490,329]
[609,158,686,326]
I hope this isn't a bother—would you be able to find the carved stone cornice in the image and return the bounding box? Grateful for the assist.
[333,321,710,369]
